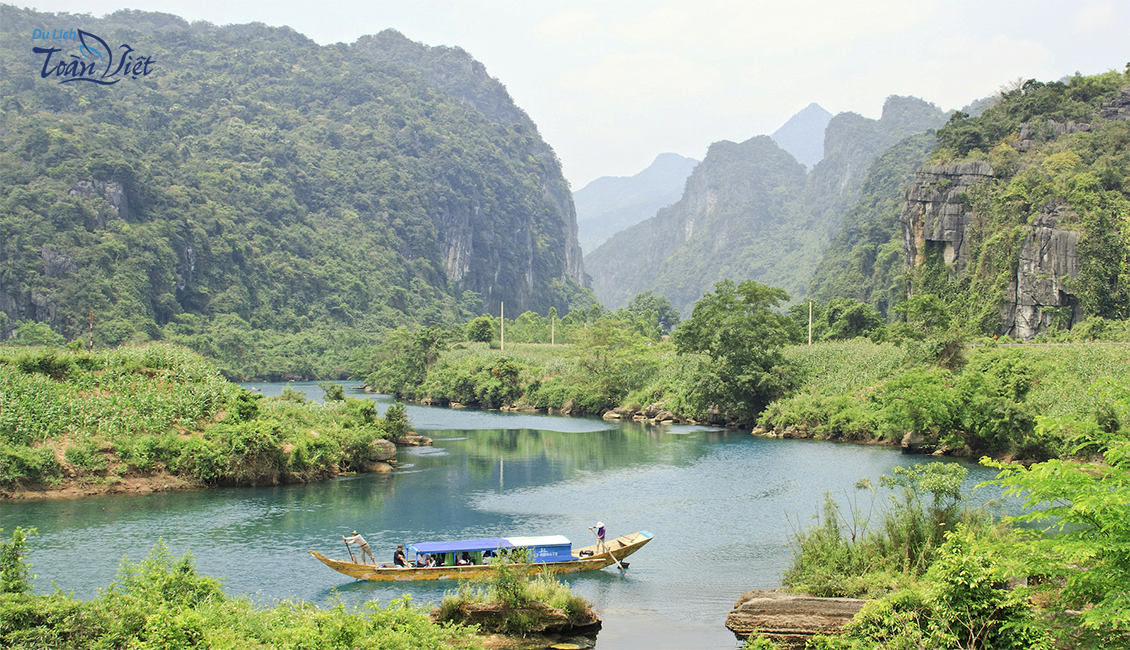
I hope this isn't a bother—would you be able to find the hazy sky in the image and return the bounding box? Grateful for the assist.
[15,1,1130,189]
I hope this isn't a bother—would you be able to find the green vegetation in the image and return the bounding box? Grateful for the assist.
[0,7,591,381]
[792,417,1130,649]
[586,97,949,316]
[784,388,1129,648]
[0,343,407,490]
[806,133,939,317]
[919,70,1130,334]
[673,280,799,423]
[810,70,1130,337]
[784,463,983,599]
[0,535,478,649]
[435,552,593,636]
[757,334,1130,460]
[362,293,693,417]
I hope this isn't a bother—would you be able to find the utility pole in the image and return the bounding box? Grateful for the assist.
[89,309,94,351]
[501,302,505,351]
[808,301,813,346]
[551,314,555,345]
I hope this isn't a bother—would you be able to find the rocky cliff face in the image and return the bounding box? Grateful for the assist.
[900,163,1087,339]
[900,83,1130,340]
[900,161,994,276]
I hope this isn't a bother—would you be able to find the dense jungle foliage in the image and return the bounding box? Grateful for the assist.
[0,6,592,380]
[0,343,409,491]
[0,534,479,649]
[804,133,938,315]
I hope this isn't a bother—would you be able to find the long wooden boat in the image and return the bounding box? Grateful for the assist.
[309,530,654,582]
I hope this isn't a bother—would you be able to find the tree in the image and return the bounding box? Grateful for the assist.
[465,316,494,343]
[673,280,798,423]
[8,322,65,347]
[984,411,1130,641]
[625,291,681,335]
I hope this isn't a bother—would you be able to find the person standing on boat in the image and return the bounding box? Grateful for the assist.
[342,531,375,564]
[590,521,606,554]
[393,545,408,567]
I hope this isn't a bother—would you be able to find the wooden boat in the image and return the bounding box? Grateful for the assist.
[309,530,654,582]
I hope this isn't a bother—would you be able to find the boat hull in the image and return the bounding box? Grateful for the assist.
[310,531,653,582]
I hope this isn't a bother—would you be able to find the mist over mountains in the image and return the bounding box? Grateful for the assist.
[770,103,833,170]
[574,153,699,253]
[584,97,949,315]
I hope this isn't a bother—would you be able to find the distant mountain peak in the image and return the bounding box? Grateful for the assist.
[574,153,699,253]
[770,103,833,170]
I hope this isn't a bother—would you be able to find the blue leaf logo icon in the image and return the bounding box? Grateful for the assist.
[77,29,109,62]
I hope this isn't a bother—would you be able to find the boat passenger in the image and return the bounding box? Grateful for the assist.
[393,545,408,567]
[342,531,375,564]
[456,552,472,566]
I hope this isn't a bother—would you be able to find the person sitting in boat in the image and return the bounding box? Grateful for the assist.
[393,545,408,567]
[456,551,472,566]
[417,553,436,568]
[342,531,375,564]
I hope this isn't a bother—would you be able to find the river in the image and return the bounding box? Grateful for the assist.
[1,381,1014,649]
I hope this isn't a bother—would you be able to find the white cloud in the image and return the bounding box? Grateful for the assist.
[616,0,937,53]
[558,50,722,108]
[534,9,604,44]
[1073,2,1121,33]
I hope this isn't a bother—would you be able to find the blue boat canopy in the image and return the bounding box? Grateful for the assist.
[408,535,573,563]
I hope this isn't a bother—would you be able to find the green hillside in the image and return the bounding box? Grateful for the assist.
[0,6,592,379]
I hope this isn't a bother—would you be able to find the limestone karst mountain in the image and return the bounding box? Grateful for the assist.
[770,103,834,170]
[584,96,948,315]
[0,6,591,378]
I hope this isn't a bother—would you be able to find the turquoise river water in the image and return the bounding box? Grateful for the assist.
[1,382,1016,649]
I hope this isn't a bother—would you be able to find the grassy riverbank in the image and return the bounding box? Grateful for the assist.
[0,344,407,498]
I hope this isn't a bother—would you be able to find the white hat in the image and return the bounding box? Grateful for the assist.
[596,521,604,527]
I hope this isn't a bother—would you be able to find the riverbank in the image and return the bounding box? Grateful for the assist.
[374,337,1129,464]
[0,344,406,499]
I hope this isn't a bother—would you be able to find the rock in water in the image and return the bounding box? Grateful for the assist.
[726,589,865,648]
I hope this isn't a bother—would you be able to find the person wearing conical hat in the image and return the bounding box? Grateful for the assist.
[342,531,375,564]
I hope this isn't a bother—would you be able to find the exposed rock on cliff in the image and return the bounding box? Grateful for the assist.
[899,161,1088,339]
[1004,204,1083,339]
[726,590,866,648]
[354,29,588,313]
[900,161,994,276]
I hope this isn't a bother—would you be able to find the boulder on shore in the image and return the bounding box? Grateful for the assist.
[726,590,865,648]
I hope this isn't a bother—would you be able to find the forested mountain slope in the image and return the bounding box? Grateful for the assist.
[585,96,947,314]
[0,6,592,379]
[574,152,698,253]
